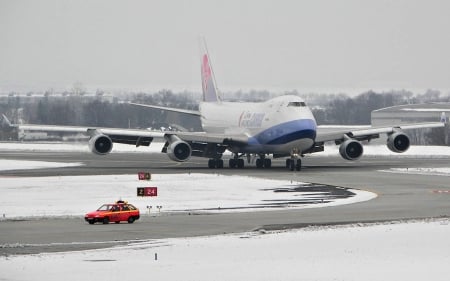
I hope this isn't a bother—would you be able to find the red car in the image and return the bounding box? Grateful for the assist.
[84,201,140,224]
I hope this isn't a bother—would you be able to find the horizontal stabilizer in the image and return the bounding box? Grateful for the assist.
[128,102,201,116]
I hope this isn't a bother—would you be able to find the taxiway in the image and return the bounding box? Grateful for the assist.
[1,151,449,255]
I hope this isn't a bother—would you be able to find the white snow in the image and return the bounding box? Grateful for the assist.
[1,219,449,281]
[0,169,376,219]
[0,159,82,171]
[381,167,450,176]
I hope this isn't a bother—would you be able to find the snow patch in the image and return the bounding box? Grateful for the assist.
[0,171,376,219]
[1,219,449,281]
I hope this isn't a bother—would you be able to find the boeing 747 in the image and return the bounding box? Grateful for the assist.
[2,42,445,171]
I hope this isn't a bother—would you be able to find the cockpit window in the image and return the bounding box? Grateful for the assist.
[287,101,306,107]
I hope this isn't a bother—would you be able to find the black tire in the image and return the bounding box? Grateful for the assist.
[264,158,271,168]
[256,158,263,168]
[229,159,237,168]
[102,217,109,224]
[115,221,120,224]
[237,159,244,168]
[286,159,291,168]
[208,159,216,169]
[88,220,95,225]
[127,217,135,224]
[216,159,224,168]
[296,159,302,171]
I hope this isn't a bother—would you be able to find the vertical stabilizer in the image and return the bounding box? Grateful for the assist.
[200,39,221,102]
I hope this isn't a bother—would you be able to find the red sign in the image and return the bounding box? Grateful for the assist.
[138,172,151,181]
[144,187,158,197]
[137,187,158,197]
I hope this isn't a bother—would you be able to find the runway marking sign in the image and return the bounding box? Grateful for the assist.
[137,187,158,197]
[138,172,151,181]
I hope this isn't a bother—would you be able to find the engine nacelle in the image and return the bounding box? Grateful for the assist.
[167,140,192,162]
[89,134,113,155]
[387,132,410,153]
[339,139,363,160]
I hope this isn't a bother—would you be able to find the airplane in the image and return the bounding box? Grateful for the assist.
[1,42,445,171]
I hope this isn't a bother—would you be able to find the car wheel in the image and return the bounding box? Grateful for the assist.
[127,217,135,224]
[102,217,109,224]
[88,220,95,225]
[115,221,120,224]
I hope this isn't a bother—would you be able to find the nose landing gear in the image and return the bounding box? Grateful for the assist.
[286,158,301,171]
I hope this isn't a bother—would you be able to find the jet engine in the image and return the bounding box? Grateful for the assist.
[166,135,192,162]
[89,134,113,155]
[339,139,363,160]
[387,132,410,153]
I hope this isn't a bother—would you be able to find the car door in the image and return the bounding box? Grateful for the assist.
[110,205,121,222]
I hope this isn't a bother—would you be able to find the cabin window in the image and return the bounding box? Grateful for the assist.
[287,101,306,107]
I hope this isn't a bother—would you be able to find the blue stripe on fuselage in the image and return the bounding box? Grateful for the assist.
[248,119,316,145]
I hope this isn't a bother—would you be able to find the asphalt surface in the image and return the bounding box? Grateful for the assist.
[1,150,449,255]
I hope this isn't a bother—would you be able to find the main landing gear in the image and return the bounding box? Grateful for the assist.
[208,154,274,169]
[208,158,224,169]
[229,158,244,168]
[207,150,302,171]
[255,156,271,169]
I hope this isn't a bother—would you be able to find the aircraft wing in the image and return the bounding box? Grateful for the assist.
[1,114,247,156]
[4,124,247,145]
[315,122,445,143]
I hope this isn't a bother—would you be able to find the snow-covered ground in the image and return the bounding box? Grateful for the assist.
[0,163,376,218]
[1,142,449,280]
[1,219,449,281]
[381,167,450,176]
[0,159,82,171]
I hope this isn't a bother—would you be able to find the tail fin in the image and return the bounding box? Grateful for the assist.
[200,39,221,102]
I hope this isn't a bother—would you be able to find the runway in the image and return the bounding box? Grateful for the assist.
[1,150,449,255]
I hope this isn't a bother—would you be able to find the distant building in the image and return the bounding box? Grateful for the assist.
[372,103,450,126]
[371,103,450,145]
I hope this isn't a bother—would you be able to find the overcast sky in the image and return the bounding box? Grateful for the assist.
[1,0,450,94]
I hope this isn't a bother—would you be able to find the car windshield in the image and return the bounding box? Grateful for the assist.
[97,204,113,211]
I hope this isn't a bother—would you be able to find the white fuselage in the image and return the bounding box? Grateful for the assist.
[199,95,317,154]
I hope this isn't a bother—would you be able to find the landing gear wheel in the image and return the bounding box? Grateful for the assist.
[263,158,271,168]
[208,159,216,168]
[216,159,224,168]
[229,159,237,168]
[237,159,244,168]
[256,158,263,168]
[296,159,302,171]
[289,160,295,171]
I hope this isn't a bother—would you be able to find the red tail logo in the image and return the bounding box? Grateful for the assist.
[202,54,212,94]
